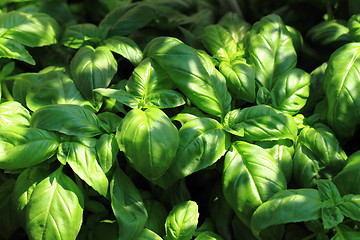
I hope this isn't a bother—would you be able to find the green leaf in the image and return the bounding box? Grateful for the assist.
[144,199,168,236]
[349,14,360,42]
[97,112,122,133]
[316,180,342,203]
[30,104,102,137]
[94,88,141,108]
[0,179,20,239]
[62,24,108,49]
[96,133,119,174]
[339,194,360,221]
[218,12,251,44]
[165,200,199,240]
[0,37,35,65]
[146,89,185,109]
[247,14,297,90]
[144,37,231,117]
[70,45,117,100]
[219,58,256,103]
[256,139,294,182]
[334,151,360,195]
[0,11,59,47]
[25,167,84,240]
[137,228,163,240]
[117,108,179,181]
[201,24,239,61]
[12,167,49,221]
[307,20,350,47]
[321,202,343,229]
[270,68,311,115]
[110,166,148,240]
[99,2,157,36]
[0,101,30,127]
[223,141,287,227]
[57,138,109,197]
[222,105,298,141]
[0,126,59,169]
[194,231,224,240]
[331,225,360,240]
[322,42,360,139]
[251,189,322,238]
[103,36,143,65]
[19,67,91,112]
[170,117,230,179]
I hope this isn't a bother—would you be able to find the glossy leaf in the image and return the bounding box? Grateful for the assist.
[349,14,360,42]
[117,108,179,181]
[222,105,298,141]
[137,228,163,240]
[247,14,297,90]
[339,194,360,221]
[70,45,117,100]
[103,36,143,65]
[30,104,102,137]
[62,24,107,49]
[144,199,168,236]
[270,68,311,115]
[219,58,256,103]
[0,126,59,169]
[0,37,35,65]
[99,2,157,36]
[201,24,239,61]
[144,37,231,117]
[0,11,59,47]
[334,151,360,195]
[307,20,350,47]
[223,141,287,227]
[323,42,360,138]
[97,112,122,133]
[0,101,30,127]
[251,189,322,238]
[96,133,119,174]
[331,225,360,240]
[195,231,224,240]
[218,12,251,44]
[57,139,109,197]
[25,167,84,240]
[165,200,199,240]
[110,166,148,240]
[94,88,141,108]
[170,117,230,179]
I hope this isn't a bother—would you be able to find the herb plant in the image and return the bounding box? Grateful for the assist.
[1,0,360,239]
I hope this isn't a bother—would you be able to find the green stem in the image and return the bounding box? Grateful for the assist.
[1,81,14,101]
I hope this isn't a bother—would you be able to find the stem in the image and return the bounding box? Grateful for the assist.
[1,81,14,101]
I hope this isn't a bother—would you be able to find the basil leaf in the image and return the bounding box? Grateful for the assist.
[12,166,49,222]
[194,231,224,240]
[110,166,148,240]
[316,180,342,203]
[321,202,343,229]
[94,88,141,108]
[0,101,30,127]
[218,12,251,44]
[251,189,322,238]
[138,228,163,240]
[30,104,102,137]
[146,89,186,109]
[96,133,119,174]
[144,37,231,117]
[322,43,360,139]
[223,141,287,227]
[0,126,59,169]
[247,14,297,90]
[62,23,107,49]
[165,200,199,240]
[144,199,168,236]
[223,105,298,141]
[25,167,84,240]
[171,117,230,179]
[70,45,117,101]
[349,14,360,42]
[307,20,350,47]
[117,108,179,181]
[270,68,311,115]
[331,225,360,240]
[0,179,19,239]
[103,36,143,65]
[339,194,360,221]
[99,2,157,36]
[334,151,360,195]
[0,11,59,47]
[97,112,122,133]
[0,37,35,65]
[219,58,256,103]
[201,24,239,61]
[57,138,109,197]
